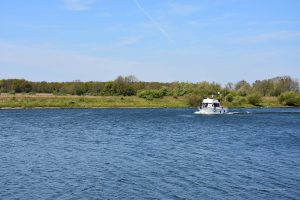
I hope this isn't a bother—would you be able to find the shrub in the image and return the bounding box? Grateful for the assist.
[231,96,248,106]
[172,89,187,97]
[186,94,202,107]
[177,89,187,96]
[123,87,136,96]
[159,87,169,96]
[225,94,234,102]
[137,90,164,99]
[240,97,248,104]
[247,93,262,106]
[279,92,300,106]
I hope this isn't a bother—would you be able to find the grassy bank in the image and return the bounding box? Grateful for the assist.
[0,93,292,109]
[222,96,284,108]
[0,93,189,108]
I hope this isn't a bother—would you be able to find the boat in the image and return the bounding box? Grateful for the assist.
[194,97,228,114]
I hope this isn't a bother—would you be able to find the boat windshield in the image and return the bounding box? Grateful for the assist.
[213,103,220,107]
[202,103,208,108]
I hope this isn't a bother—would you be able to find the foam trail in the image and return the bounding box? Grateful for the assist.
[226,111,251,115]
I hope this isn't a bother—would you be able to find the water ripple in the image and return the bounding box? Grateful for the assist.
[0,108,300,199]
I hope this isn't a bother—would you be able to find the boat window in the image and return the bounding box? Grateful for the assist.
[213,103,220,107]
[202,103,208,107]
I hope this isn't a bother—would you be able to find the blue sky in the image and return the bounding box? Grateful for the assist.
[1,0,300,83]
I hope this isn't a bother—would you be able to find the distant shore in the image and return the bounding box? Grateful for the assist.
[0,93,294,109]
[0,93,188,108]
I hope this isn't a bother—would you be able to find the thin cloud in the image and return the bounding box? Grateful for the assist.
[132,0,173,43]
[63,0,96,11]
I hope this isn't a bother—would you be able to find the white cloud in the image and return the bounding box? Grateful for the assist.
[63,0,96,11]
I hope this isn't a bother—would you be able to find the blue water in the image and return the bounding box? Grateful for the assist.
[0,108,299,200]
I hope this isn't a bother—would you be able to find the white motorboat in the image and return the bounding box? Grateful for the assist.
[194,97,228,114]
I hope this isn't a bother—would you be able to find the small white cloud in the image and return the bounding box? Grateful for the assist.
[63,0,96,11]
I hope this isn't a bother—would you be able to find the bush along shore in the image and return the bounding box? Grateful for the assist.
[0,75,299,108]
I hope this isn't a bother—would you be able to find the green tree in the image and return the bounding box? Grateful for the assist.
[273,76,299,96]
[252,80,274,96]
[112,75,138,96]
[102,81,115,95]
[235,80,251,96]
[247,93,262,106]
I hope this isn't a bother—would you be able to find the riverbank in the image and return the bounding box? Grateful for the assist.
[0,93,188,108]
[0,93,290,108]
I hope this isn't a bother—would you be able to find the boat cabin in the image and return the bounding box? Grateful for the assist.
[201,98,221,108]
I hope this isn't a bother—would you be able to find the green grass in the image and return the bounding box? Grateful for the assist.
[0,94,189,108]
[0,93,293,109]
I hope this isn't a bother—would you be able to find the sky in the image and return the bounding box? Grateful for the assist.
[0,0,300,84]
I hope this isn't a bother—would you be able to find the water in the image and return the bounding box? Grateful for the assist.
[0,108,299,200]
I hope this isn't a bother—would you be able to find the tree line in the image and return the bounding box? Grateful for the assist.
[0,75,299,106]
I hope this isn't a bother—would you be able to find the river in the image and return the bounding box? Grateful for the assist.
[0,108,299,199]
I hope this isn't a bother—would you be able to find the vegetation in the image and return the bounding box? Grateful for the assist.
[279,92,300,106]
[0,75,299,108]
[0,94,188,108]
[247,93,263,106]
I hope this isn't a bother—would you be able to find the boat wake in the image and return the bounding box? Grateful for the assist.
[226,111,251,115]
[192,107,300,115]
[226,110,300,115]
[178,114,195,118]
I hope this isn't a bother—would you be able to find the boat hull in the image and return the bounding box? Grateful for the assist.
[194,107,228,115]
